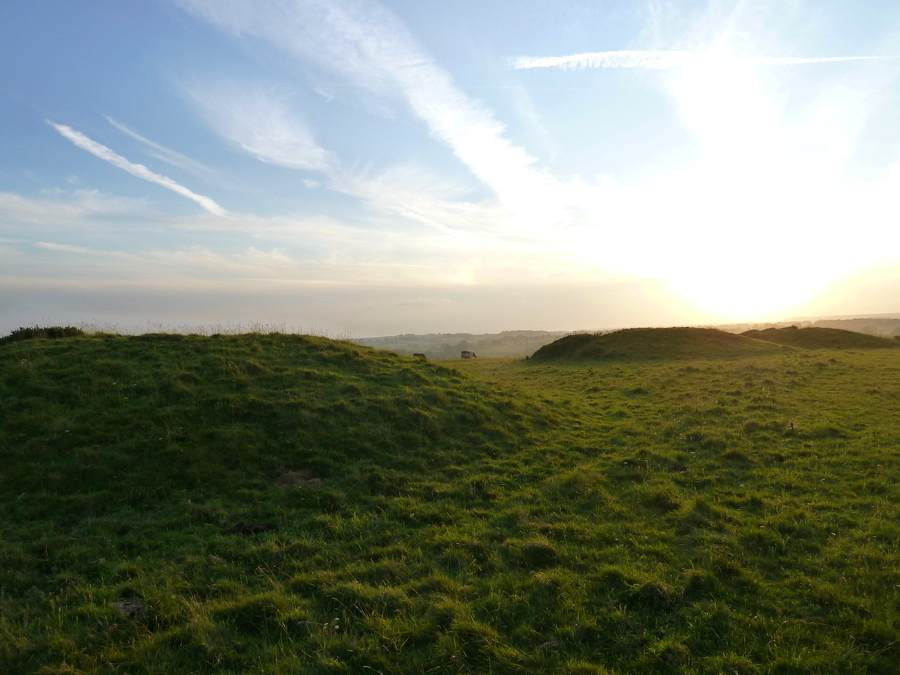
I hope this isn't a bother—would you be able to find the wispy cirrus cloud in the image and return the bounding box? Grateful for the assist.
[185,81,511,236]
[173,0,561,220]
[103,116,239,189]
[0,189,147,224]
[21,239,301,280]
[6,206,583,291]
[185,84,340,175]
[48,121,228,216]
[509,50,898,70]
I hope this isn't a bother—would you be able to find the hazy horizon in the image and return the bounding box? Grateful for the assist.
[3,1,900,335]
[3,306,900,343]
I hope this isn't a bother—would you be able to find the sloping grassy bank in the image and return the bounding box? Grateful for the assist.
[2,332,900,674]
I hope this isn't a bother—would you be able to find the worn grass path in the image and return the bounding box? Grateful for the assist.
[1,332,899,673]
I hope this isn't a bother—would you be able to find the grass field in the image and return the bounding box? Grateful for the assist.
[1,329,899,674]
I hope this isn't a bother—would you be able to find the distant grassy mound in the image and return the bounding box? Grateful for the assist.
[531,326,785,361]
[741,325,900,350]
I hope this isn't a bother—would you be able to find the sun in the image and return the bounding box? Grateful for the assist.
[664,268,828,322]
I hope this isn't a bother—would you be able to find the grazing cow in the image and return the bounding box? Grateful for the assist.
[461,350,477,359]
[413,353,427,361]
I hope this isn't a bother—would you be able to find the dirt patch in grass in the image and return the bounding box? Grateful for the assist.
[114,596,146,618]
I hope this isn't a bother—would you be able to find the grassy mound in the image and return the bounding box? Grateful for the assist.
[0,333,553,674]
[0,333,537,504]
[531,327,784,361]
[741,326,900,350]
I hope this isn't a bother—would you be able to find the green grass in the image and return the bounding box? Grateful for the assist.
[2,331,900,673]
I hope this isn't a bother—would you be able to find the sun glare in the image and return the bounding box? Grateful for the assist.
[664,267,828,321]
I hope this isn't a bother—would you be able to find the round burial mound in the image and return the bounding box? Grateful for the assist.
[740,326,900,350]
[531,326,786,361]
[0,332,545,506]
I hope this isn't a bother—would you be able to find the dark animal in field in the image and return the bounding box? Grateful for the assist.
[413,353,427,360]
[461,350,477,358]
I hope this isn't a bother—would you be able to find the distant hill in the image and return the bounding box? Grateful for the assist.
[728,315,900,338]
[740,326,900,350]
[531,326,785,361]
[810,318,900,338]
[354,313,900,361]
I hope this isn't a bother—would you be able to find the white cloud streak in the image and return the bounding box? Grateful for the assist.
[509,50,898,71]
[185,85,340,174]
[103,116,238,189]
[173,0,560,220]
[185,81,510,236]
[47,121,228,216]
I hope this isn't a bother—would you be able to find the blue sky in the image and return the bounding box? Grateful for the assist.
[2,0,900,337]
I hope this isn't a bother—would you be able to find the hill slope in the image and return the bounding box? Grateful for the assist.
[741,326,900,349]
[532,326,785,361]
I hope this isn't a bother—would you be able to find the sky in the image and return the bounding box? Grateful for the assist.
[2,0,900,337]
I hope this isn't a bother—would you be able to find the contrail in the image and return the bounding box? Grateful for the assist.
[48,121,227,216]
[104,115,235,189]
[509,50,898,71]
